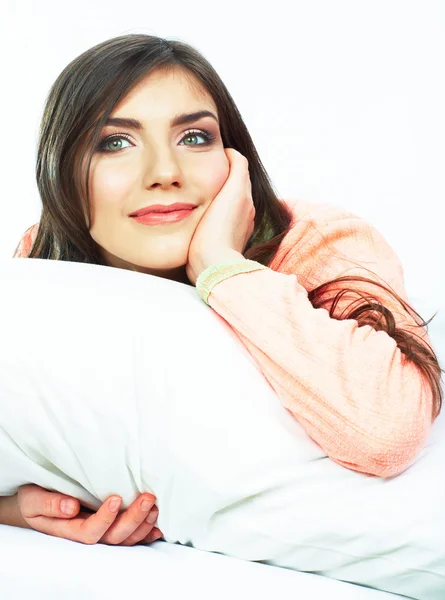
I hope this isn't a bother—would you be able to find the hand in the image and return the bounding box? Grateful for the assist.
[17,484,163,546]
[185,148,255,286]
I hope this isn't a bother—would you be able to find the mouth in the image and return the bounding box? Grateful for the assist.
[129,203,197,217]
[130,207,196,226]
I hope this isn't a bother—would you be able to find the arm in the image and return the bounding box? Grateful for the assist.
[0,495,29,528]
[197,200,436,477]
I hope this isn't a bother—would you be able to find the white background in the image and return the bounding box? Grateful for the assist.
[1,0,444,310]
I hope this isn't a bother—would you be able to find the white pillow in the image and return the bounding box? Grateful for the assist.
[0,257,444,600]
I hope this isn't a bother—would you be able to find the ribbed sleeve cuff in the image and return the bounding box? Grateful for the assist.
[195,259,269,305]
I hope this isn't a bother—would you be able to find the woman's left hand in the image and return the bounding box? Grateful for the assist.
[185,148,255,286]
[16,485,162,546]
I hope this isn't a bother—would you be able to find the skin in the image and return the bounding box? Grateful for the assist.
[87,68,231,285]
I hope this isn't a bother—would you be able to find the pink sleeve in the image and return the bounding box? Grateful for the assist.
[13,224,39,258]
[204,200,436,478]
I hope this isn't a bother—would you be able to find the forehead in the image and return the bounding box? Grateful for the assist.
[113,68,217,116]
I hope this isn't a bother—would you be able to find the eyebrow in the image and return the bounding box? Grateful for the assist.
[104,110,219,131]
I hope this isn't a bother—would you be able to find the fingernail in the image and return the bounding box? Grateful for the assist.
[109,497,121,513]
[60,499,76,515]
[146,509,158,524]
[140,499,151,511]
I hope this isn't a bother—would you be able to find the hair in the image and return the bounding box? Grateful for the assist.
[17,33,443,418]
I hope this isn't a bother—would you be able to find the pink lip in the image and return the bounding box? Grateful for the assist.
[130,203,197,217]
[131,208,195,226]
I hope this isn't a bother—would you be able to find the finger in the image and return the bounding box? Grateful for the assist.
[225,148,248,181]
[247,170,253,191]
[77,496,124,544]
[118,520,158,547]
[225,147,246,166]
[20,485,81,519]
[99,494,157,546]
[246,174,253,202]
[141,527,163,545]
[27,496,123,544]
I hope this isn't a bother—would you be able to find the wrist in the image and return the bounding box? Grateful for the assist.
[196,257,268,306]
[0,494,29,529]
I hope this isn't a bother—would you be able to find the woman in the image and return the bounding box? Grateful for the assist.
[1,33,443,547]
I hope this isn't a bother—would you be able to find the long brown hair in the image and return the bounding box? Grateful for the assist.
[17,33,443,418]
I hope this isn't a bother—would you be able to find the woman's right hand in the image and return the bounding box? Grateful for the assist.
[16,484,162,546]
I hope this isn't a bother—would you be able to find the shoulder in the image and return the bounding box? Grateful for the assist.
[275,198,432,357]
[280,197,384,236]
[13,223,40,258]
[278,197,401,263]
[274,198,406,297]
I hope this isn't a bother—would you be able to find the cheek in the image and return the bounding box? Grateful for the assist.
[197,156,230,198]
[91,166,134,209]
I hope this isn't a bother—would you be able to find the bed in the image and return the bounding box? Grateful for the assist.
[0,523,406,599]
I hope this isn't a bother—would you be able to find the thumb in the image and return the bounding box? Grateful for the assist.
[59,496,81,517]
[19,484,81,519]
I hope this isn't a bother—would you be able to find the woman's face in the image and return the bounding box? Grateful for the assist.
[87,68,229,283]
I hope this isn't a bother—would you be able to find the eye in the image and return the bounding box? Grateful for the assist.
[97,134,133,153]
[180,129,216,146]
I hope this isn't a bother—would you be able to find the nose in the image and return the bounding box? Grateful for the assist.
[143,148,184,190]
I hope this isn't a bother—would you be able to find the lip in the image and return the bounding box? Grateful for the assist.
[129,203,197,217]
[131,208,195,226]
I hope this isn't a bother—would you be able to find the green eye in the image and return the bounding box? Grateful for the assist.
[181,129,215,146]
[98,135,132,153]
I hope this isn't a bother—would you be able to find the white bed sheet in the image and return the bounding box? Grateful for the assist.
[0,525,406,600]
